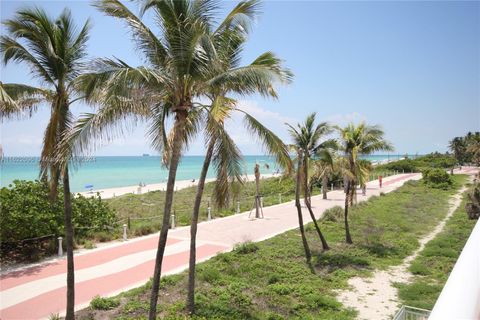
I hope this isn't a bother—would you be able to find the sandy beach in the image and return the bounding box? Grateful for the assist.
[78,173,277,199]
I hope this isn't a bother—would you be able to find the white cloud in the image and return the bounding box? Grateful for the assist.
[235,100,298,125]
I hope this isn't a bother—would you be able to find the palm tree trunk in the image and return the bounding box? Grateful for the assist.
[149,110,187,320]
[295,152,311,262]
[344,180,353,244]
[186,142,214,314]
[255,164,260,218]
[322,175,328,200]
[303,159,329,250]
[63,165,75,319]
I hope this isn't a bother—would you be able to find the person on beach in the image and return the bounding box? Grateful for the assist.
[379,175,383,188]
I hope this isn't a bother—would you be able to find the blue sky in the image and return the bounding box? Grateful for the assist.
[1,0,479,156]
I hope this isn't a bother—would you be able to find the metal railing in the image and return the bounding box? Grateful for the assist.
[393,306,431,320]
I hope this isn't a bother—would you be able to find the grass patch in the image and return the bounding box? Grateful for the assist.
[76,175,467,320]
[103,176,319,240]
[397,186,476,309]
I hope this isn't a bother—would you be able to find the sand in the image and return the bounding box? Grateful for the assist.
[77,173,276,199]
[337,185,468,320]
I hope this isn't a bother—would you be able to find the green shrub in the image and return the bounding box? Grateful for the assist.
[198,266,221,284]
[267,273,281,284]
[382,159,417,173]
[321,206,343,222]
[0,180,117,243]
[269,283,293,295]
[0,180,63,241]
[94,231,114,243]
[90,295,120,310]
[234,241,259,254]
[422,168,453,189]
[375,153,456,174]
[83,240,96,249]
[73,194,117,238]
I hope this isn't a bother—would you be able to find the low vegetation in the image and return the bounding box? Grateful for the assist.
[0,180,116,263]
[374,153,456,174]
[106,176,321,240]
[76,175,467,319]
[422,168,453,189]
[396,186,476,309]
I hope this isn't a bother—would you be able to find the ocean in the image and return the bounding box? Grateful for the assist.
[0,154,407,192]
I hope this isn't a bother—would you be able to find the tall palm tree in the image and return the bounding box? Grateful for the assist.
[64,0,291,317]
[287,113,332,251]
[185,3,293,311]
[336,122,393,244]
[0,8,91,319]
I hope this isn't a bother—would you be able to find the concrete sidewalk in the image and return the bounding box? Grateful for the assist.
[0,172,430,319]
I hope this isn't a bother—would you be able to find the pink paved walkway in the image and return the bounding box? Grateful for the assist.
[0,169,474,319]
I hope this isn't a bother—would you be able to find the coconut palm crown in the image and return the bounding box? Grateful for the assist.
[0,7,91,196]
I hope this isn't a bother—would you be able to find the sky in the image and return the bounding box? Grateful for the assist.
[1,0,479,156]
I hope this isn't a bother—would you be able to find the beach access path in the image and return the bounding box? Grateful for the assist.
[1,169,475,319]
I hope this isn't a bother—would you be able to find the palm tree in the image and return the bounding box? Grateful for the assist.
[312,155,337,200]
[185,3,293,311]
[336,122,393,244]
[466,133,480,166]
[287,113,332,251]
[0,8,91,319]
[64,0,290,317]
[449,137,466,165]
[293,148,312,262]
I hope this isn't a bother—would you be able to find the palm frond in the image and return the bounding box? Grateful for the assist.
[93,0,168,67]
[0,82,51,120]
[207,51,293,98]
[214,0,261,35]
[209,114,244,208]
[241,110,292,172]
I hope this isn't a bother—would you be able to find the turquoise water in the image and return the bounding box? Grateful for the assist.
[0,154,406,192]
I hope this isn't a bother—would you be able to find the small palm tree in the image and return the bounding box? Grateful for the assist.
[292,148,312,262]
[287,113,332,251]
[312,155,337,200]
[449,137,466,165]
[0,7,91,319]
[336,122,393,244]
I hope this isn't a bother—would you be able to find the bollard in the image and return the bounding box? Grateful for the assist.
[170,214,175,229]
[236,201,240,214]
[123,224,128,241]
[260,196,264,208]
[403,169,405,174]
[278,193,282,204]
[58,237,63,256]
[331,183,334,191]
[207,206,212,221]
